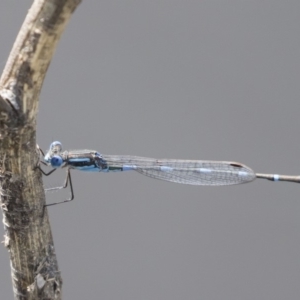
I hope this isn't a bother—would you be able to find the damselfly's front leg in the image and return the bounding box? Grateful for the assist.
[34,144,57,176]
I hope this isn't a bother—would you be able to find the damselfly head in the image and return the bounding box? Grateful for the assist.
[43,141,63,165]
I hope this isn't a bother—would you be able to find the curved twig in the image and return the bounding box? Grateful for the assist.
[0,1,81,299]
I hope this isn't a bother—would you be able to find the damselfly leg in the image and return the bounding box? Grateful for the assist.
[44,168,74,207]
[35,144,74,207]
[34,145,57,176]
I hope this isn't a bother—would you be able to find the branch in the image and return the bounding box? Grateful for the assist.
[0,0,81,299]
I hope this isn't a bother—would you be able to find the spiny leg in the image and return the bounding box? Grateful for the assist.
[35,164,57,176]
[34,145,57,176]
[37,144,45,157]
[44,168,74,207]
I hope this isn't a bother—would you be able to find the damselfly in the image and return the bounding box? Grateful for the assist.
[37,141,300,206]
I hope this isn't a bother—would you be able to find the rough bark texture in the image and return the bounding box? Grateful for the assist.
[0,0,81,299]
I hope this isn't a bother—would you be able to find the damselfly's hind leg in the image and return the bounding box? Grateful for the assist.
[44,168,74,207]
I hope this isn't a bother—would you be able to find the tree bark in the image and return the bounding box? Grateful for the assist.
[0,0,81,299]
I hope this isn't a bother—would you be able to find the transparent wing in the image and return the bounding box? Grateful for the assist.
[102,155,256,186]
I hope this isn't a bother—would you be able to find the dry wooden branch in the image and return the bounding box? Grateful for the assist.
[0,0,81,299]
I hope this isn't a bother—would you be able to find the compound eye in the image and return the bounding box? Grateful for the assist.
[49,141,63,153]
[50,155,63,168]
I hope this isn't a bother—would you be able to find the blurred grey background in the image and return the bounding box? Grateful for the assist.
[1,1,300,299]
